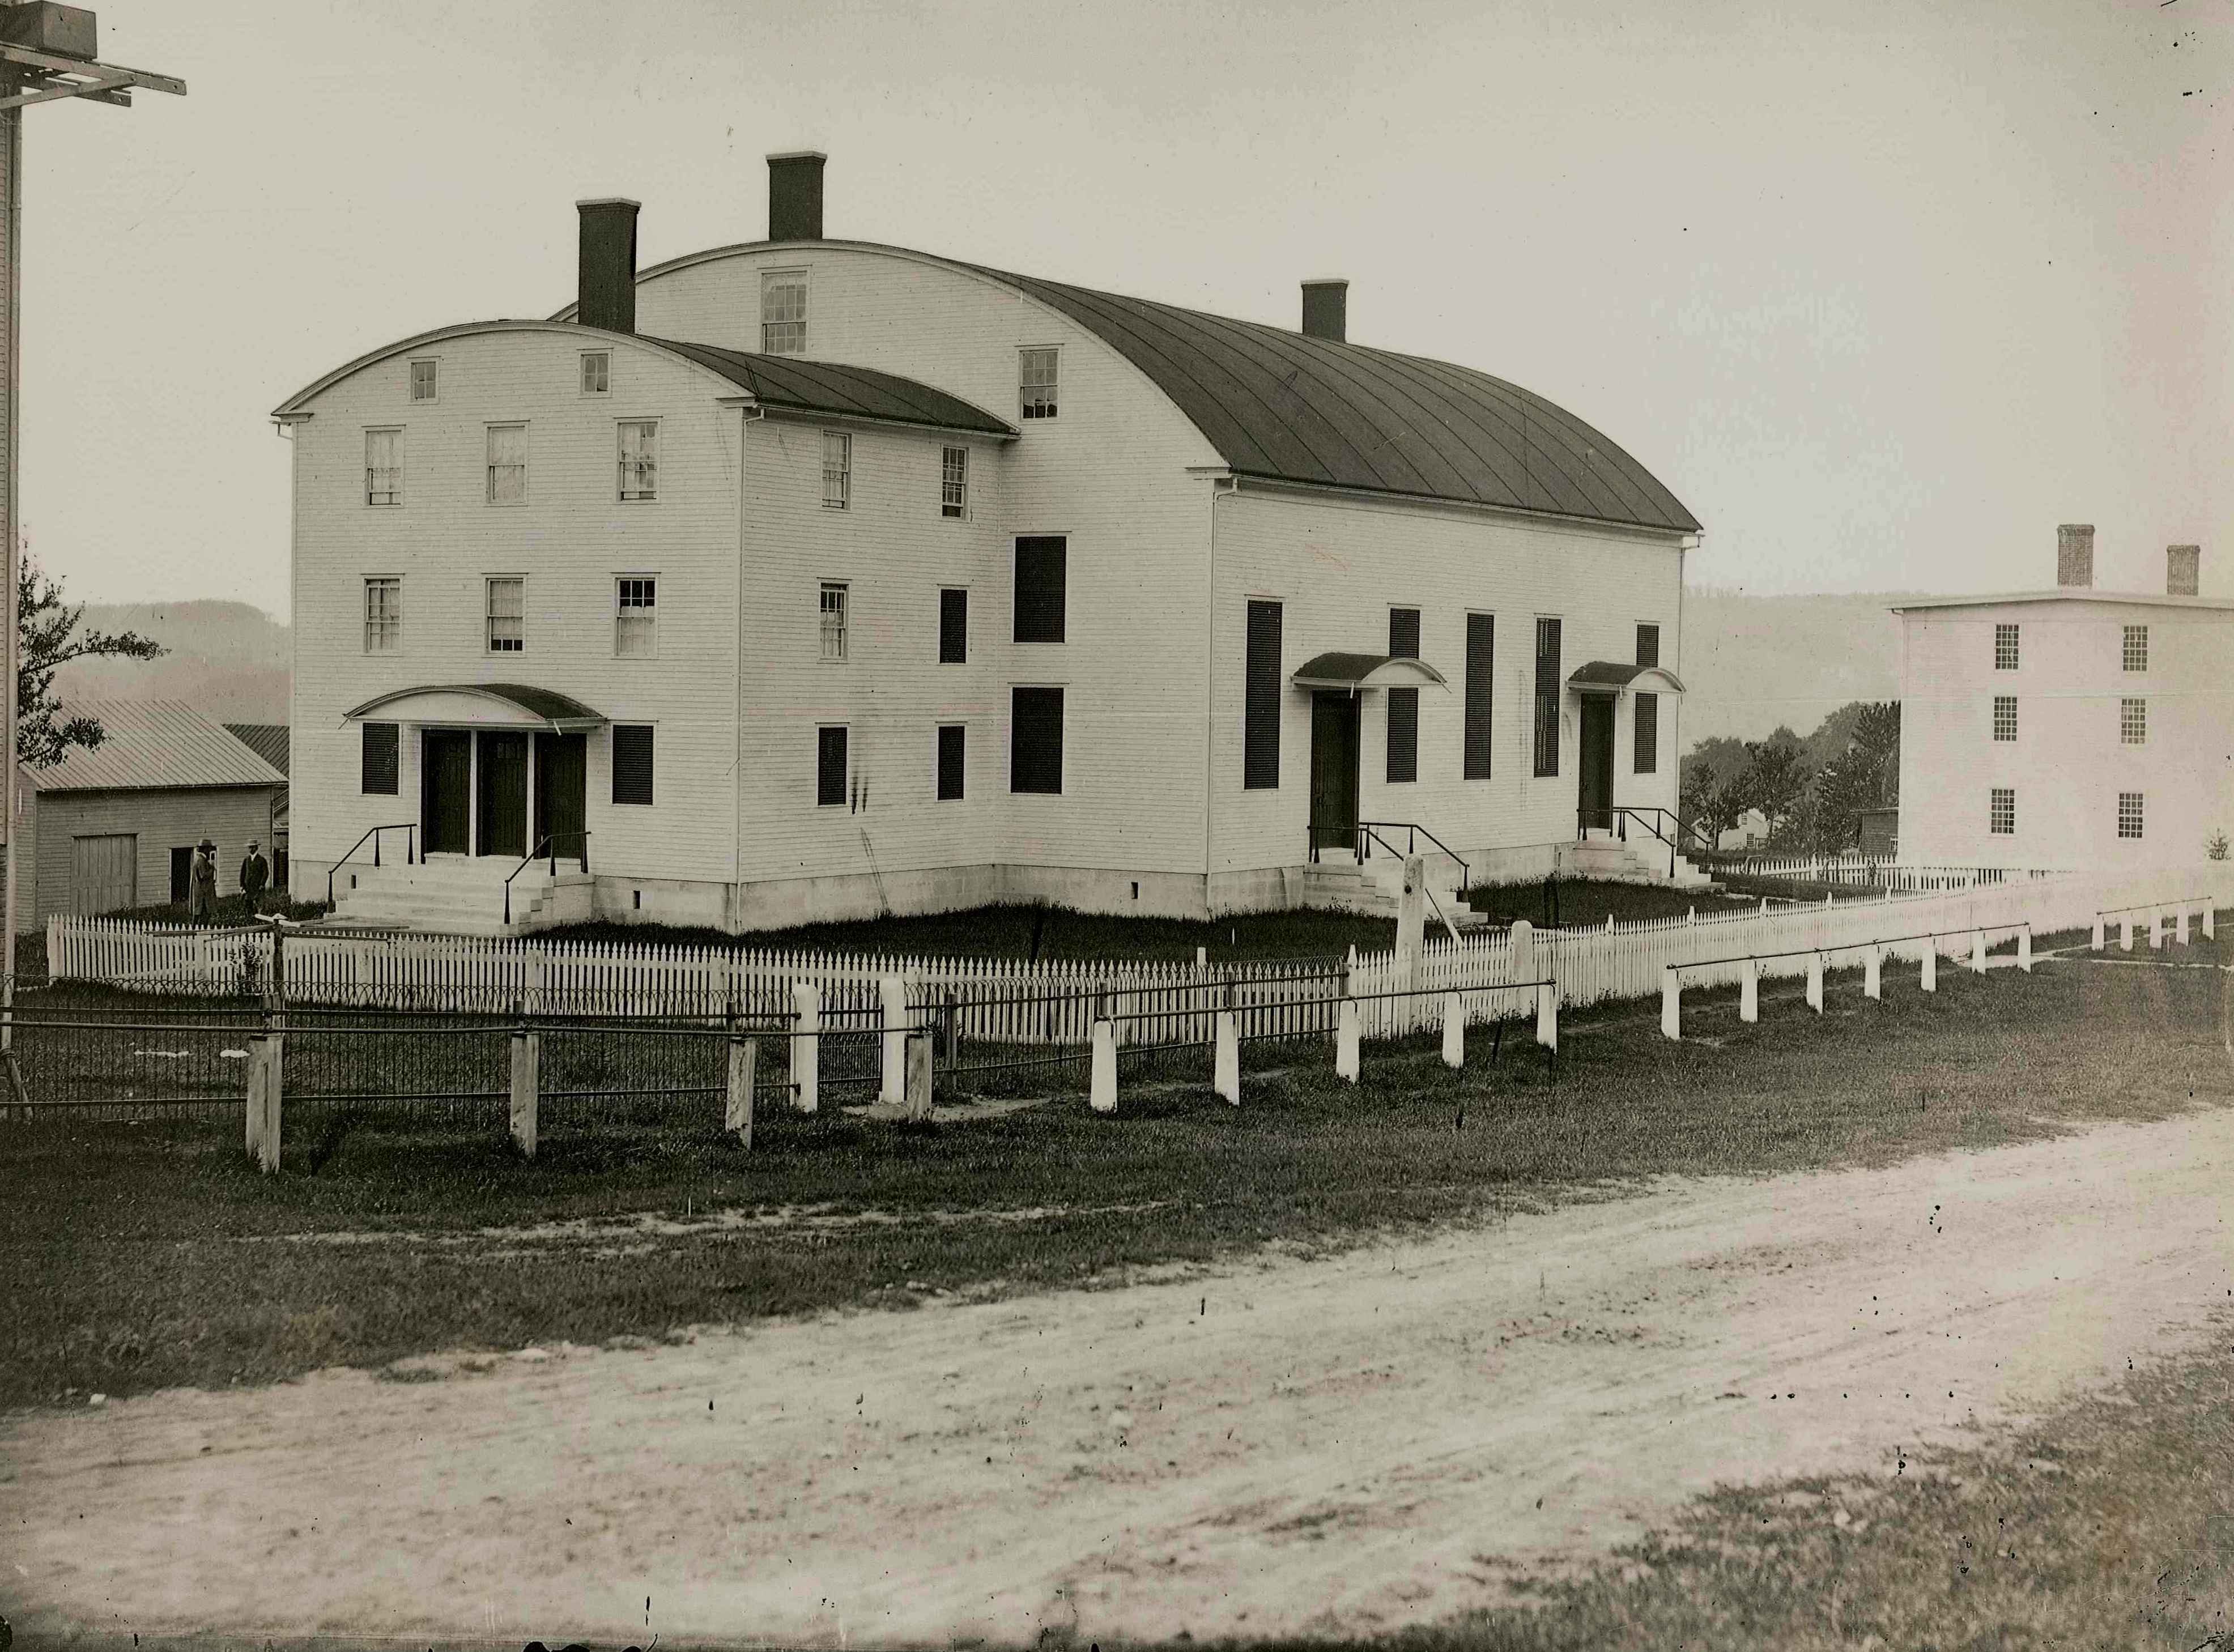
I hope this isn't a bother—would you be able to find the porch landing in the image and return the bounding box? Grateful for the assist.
[329,855,593,938]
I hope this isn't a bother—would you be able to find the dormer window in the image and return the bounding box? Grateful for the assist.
[761,270,808,355]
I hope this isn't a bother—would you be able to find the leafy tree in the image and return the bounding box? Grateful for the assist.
[1678,734,1752,846]
[15,551,164,769]
[1738,730,1812,848]
[1811,701,1900,850]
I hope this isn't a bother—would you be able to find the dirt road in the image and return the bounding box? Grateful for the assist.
[7,1106,2232,1649]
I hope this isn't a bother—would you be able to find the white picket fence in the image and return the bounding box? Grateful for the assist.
[1727,855,2066,891]
[42,866,2231,1047]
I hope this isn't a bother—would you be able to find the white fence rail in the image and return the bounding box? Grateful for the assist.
[42,867,2231,1044]
[1724,855,2068,891]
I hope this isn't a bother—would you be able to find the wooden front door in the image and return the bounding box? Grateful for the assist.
[72,833,138,916]
[1578,696,1615,834]
[1308,692,1361,859]
[421,730,473,855]
[533,731,587,859]
[475,731,530,858]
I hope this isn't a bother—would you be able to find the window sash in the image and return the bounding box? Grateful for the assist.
[2117,791,2144,839]
[1989,787,2015,835]
[822,433,850,509]
[1994,623,2019,670]
[363,578,401,654]
[1019,348,1058,419]
[941,445,967,517]
[2122,624,2148,672]
[581,352,610,394]
[819,582,848,662]
[408,360,437,401]
[486,577,525,652]
[618,420,657,501]
[486,425,527,504]
[2120,697,2147,744]
[761,274,808,355]
[615,576,656,657]
[1993,695,2016,742]
[364,429,402,506]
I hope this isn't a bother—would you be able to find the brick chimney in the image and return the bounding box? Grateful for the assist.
[768,151,826,242]
[2056,523,2094,589]
[576,198,640,334]
[2167,544,2201,597]
[1301,279,1348,342]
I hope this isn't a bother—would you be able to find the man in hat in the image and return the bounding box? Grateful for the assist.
[239,838,270,917]
[189,838,219,925]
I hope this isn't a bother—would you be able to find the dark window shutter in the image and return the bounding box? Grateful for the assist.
[1636,623,1659,669]
[1386,688,1418,783]
[816,726,848,807]
[361,722,398,795]
[939,587,968,664]
[1243,599,1282,789]
[937,724,965,801]
[1463,614,1494,780]
[1533,616,1561,778]
[1013,537,1066,643]
[611,725,655,805]
[1633,692,1658,774]
[1388,607,1420,659]
[1010,686,1064,794]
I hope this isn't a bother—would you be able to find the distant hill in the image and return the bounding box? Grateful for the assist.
[32,588,1910,756]
[1678,589,1916,747]
[53,599,288,725]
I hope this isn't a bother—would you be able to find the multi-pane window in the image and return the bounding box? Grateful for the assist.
[2121,697,2147,745]
[1244,599,1282,790]
[936,724,965,802]
[819,581,848,662]
[816,726,848,807]
[822,433,851,509]
[761,271,808,354]
[1014,537,1066,642]
[408,358,437,401]
[361,722,399,795]
[618,420,658,501]
[2117,791,2144,840]
[1989,787,2015,836]
[1019,348,1059,420]
[364,428,402,506]
[1993,695,2016,742]
[486,576,524,653]
[941,445,968,518]
[2122,624,2148,672]
[1463,613,1494,780]
[486,423,527,504]
[363,577,401,654]
[614,576,657,657]
[1010,686,1064,794]
[1386,607,1420,785]
[1533,617,1562,778]
[939,587,968,665]
[1993,623,2019,670]
[611,725,654,806]
[1636,623,1660,669]
[1633,692,1658,774]
[581,351,610,395]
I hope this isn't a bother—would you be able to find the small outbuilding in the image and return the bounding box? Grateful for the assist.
[10,701,288,925]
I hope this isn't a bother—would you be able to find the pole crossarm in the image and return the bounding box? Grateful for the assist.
[0,41,184,105]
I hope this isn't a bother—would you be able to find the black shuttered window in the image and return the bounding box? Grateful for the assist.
[1463,614,1493,780]
[1013,537,1066,643]
[1010,687,1063,794]
[1244,599,1282,789]
[361,722,398,795]
[611,725,654,805]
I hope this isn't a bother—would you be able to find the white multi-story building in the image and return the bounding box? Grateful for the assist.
[1893,529,2234,871]
[277,155,1702,933]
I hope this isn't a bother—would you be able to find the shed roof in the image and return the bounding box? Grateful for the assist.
[223,722,290,777]
[31,702,288,794]
[644,337,1016,436]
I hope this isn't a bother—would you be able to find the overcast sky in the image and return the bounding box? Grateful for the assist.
[22,0,2229,611]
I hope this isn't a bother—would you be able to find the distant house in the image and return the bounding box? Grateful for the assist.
[1855,806,1898,857]
[223,722,291,888]
[11,702,288,925]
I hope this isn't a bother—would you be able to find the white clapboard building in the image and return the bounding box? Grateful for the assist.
[1893,529,2234,871]
[277,155,1703,934]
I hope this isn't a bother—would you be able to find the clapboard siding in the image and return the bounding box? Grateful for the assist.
[29,786,280,919]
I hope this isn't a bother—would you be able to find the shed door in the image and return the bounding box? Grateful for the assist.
[73,833,138,916]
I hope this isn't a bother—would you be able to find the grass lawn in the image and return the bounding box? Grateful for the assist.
[2,936,2227,1410]
[1314,1310,2234,1651]
[1462,877,1755,927]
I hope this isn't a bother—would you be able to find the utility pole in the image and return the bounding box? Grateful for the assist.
[0,6,183,1088]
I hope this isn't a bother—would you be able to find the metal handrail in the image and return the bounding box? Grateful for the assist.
[1355,820,1470,890]
[1597,804,1713,879]
[504,830,591,925]
[325,822,416,906]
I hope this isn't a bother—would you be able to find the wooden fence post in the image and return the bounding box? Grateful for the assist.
[2203,902,2216,942]
[1739,959,1759,1023]
[726,1037,757,1147]
[509,1028,538,1159]
[905,1029,934,1121]
[245,1040,267,1163]
[1865,944,1882,1000]
[1921,939,1937,993]
[1535,981,1558,1050]
[1806,952,1824,1013]
[1969,929,1987,974]
[878,974,909,1107]
[2091,913,2105,950]
[2018,925,2032,973]
[1090,1018,1117,1113]
[1442,991,1465,1067]
[791,981,819,1113]
[2121,914,2134,952]
[1659,968,1680,1041]
[2150,910,2165,950]
[2176,906,2190,947]
[1214,1009,1240,1103]
[1509,920,1534,993]
[1336,995,1361,1082]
